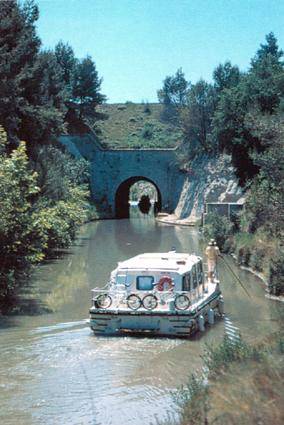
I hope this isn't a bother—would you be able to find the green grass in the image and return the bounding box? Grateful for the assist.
[92,103,181,149]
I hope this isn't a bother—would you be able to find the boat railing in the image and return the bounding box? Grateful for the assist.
[91,287,207,312]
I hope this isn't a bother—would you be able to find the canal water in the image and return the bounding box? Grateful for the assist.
[0,211,279,425]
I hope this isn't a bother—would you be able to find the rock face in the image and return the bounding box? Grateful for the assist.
[173,154,244,223]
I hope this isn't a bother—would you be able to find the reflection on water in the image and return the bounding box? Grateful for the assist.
[0,209,280,425]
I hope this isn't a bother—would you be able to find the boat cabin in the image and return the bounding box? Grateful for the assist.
[110,251,204,294]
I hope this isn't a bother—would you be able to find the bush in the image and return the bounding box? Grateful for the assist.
[141,123,154,140]
[143,102,151,114]
[249,246,266,272]
[269,249,284,295]
[222,235,235,253]
[174,374,208,425]
[237,246,251,266]
[0,128,90,313]
[203,336,254,376]
[203,212,233,251]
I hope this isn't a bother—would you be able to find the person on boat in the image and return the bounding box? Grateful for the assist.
[205,239,220,283]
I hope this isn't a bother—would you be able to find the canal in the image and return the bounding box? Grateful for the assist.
[0,211,279,425]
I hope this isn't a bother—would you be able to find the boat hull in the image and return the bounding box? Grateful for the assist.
[90,291,223,337]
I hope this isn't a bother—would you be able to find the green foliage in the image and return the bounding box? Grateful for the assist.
[203,336,255,376]
[252,32,283,66]
[243,113,284,237]
[0,133,42,309]
[0,128,90,313]
[0,0,40,147]
[157,68,189,123]
[181,79,216,153]
[33,145,89,201]
[35,186,88,252]
[55,41,76,90]
[0,2,105,151]
[212,33,284,185]
[213,61,241,93]
[20,49,67,149]
[174,374,209,425]
[203,212,233,251]
[72,55,106,120]
[174,333,282,425]
[129,181,157,201]
[141,122,154,139]
[0,1,70,152]
[143,102,151,114]
[269,249,284,296]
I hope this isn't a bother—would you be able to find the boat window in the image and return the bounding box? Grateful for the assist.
[192,265,198,289]
[197,261,203,284]
[136,276,154,291]
[116,274,132,287]
[182,273,191,291]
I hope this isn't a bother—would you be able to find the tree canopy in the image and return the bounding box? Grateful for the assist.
[0,1,105,152]
[157,68,189,123]
[72,56,106,120]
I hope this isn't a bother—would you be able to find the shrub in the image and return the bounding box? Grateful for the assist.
[143,102,151,114]
[174,374,209,425]
[0,128,90,313]
[269,249,284,295]
[249,246,266,272]
[203,335,253,376]
[141,123,154,140]
[222,235,235,253]
[237,246,251,266]
[203,212,233,251]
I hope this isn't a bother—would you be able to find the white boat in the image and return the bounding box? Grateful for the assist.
[89,250,224,337]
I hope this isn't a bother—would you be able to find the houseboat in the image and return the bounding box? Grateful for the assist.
[90,250,224,337]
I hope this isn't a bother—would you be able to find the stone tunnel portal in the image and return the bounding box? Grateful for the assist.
[115,176,162,219]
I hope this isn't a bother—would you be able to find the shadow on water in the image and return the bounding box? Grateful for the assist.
[1,237,92,322]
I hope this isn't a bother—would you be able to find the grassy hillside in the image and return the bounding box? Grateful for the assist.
[92,103,181,149]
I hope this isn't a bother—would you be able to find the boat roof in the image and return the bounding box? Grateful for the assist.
[116,251,201,275]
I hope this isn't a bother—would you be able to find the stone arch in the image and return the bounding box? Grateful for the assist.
[115,176,162,219]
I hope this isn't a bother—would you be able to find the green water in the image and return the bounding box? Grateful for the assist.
[0,211,279,425]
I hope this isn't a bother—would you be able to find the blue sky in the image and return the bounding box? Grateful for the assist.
[36,0,284,103]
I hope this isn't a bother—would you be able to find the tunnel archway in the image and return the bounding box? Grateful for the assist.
[115,176,162,219]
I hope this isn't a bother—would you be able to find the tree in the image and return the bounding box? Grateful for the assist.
[213,61,241,93]
[55,41,76,91]
[0,0,40,147]
[157,68,189,123]
[0,126,90,312]
[244,112,284,236]
[247,35,284,113]
[213,33,284,184]
[72,55,106,120]
[19,50,66,150]
[252,32,283,66]
[0,1,67,153]
[181,80,216,153]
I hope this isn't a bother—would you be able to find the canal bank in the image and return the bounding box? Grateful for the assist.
[0,212,280,425]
